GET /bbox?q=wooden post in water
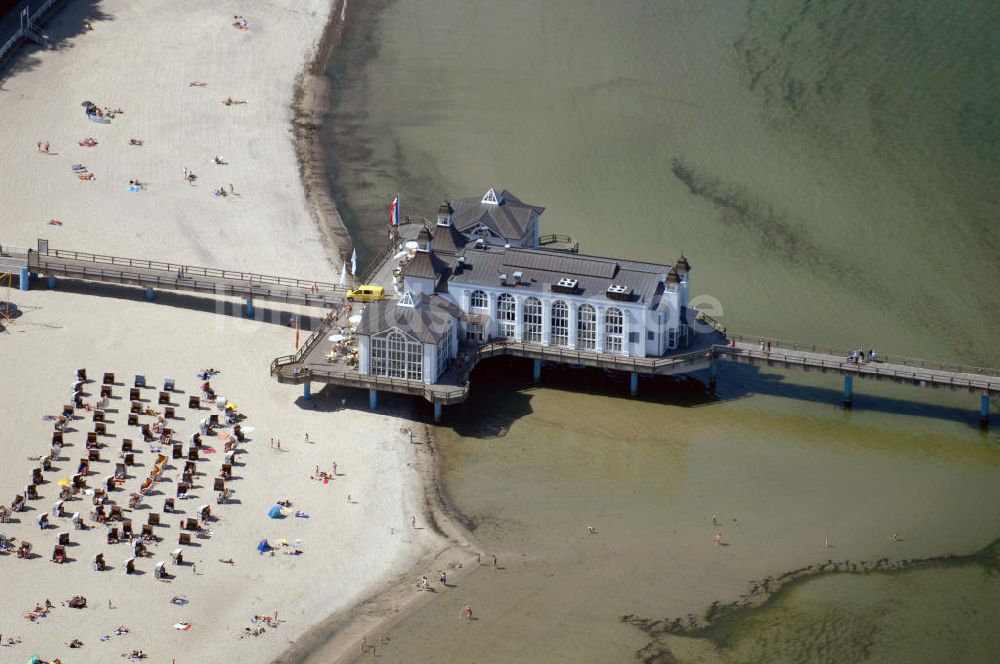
[369,389,377,410]
[843,375,854,409]
[434,400,442,424]
[981,394,990,429]
[303,382,311,401]
[532,359,541,384]
[630,372,639,397]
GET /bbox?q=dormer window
[606,283,632,301]
[481,188,503,206]
[437,200,454,227]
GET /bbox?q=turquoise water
[323,0,1000,661]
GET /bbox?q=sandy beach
[0,1,462,662]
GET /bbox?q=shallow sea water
[323,0,1000,661]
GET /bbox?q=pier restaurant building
[356,188,694,385]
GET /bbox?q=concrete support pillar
[434,400,442,424]
[843,375,854,409]
[630,372,639,397]
[708,357,718,391]
[47,275,56,289]
[981,394,990,429]
[369,389,378,410]
[19,267,30,291]
[245,296,254,317]
[533,359,542,384]
[303,382,311,400]
[145,287,155,301]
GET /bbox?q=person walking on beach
[332,461,338,475]
[304,432,310,444]
[587,525,595,534]
[491,554,497,569]
[714,533,722,546]
[712,515,719,525]
[347,493,352,503]
[462,605,473,623]
[44,141,50,153]
[411,515,416,528]
[37,140,42,152]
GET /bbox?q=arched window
[523,297,542,343]
[497,293,516,339]
[604,307,624,354]
[577,304,596,350]
[470,290,488,309]
[550,300,569,347]
[370,330,423,381]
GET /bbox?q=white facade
[357,321,458,385]
[447,280,685,358]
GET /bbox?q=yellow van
[346,285,385,302]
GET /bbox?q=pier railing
[476,340,714,373]
[726,333,1000,377]
[538,233,579,252]
[357,229,403,286]
[33,246,346,293]
[718,345,1000,392]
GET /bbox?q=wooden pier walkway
[4,236,996,424]
[272,309,999,425]
[3,241,348,308]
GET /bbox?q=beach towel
[268,505,284,519]
[174,622,192,631]
[127,185,141,192]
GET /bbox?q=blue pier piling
[843,375,854,408]
[434,400,442,424]
[47,275,56,289]
[369,389,378,410]
[303,382,311,400]
[630,372,639,397]
[245,296,254,317]
[19,267,30,291]
[533,359,542,384]
[981,394,990,429]
[145,287,155,301]
[708,357,718,392]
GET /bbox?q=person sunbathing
[218,557,235,565]
[189,81,207,87]
[68,638,84,648]
[129,138,143,145]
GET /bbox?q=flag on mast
[350,248,357,278]
[389,193,399,227]
[339,262,348,287]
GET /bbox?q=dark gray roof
[447,246,671,304]
[430,223,472,256]
[451,189,544,242]
[401,250,449,281]
[357,294,463,344]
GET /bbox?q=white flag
[339,262,348,287]
[350,248,357,278]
